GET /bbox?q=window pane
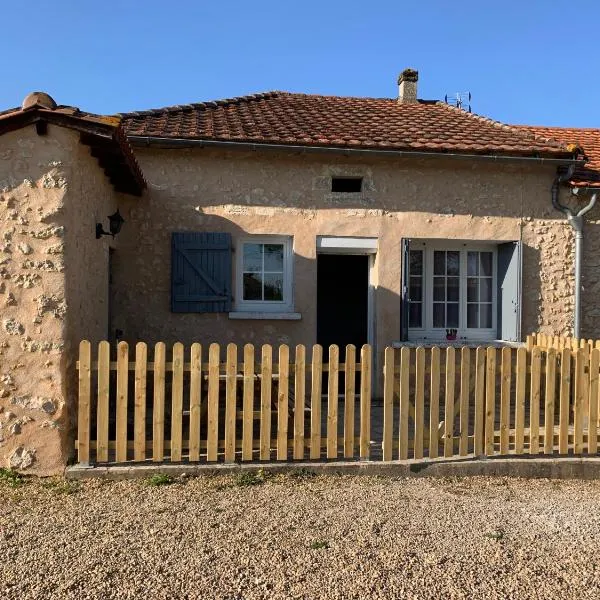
[409,277,422,301]
[243,244,263,272]
[480,252,493,277]
[433,277,445,301]
[447,303,459,328]
[480,304,492,328]
[409,303,422,328]
[467,252,479,276]
[480,278,493,302]
[243,273,262,300]
[263,244,284,272]
[433,303,445,327]
[263,273,284,301]
[447,277,459,301]
[434,251,445,275]
[467,304,479,328]
[409,250,423,275]
[467,277,478,302]
[447,251,460,276]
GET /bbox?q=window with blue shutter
[171,232,232,313]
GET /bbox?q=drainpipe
[552,165,598,338]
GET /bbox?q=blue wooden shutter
[400,238,410,341]
[497,241,522,341]
[171,232,232,313]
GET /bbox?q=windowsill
[228,312,302,321]
[396,339,522,348]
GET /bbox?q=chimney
[398,68,418,104]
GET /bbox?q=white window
[234,236,294,312]
[408,242,497,341]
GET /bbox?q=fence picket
[529,347,541,455]
[327,345,340,459]
[589,348,599,454]
[515,347,526,454]
[429,347,441,459]
[543,348,556,455]
[225,343,237,463]
[116,341,129,463]
[383,347,394,462]
[293,345,306,460]
[574,348,586,455]
[473,347,485,456]
[414,347,425,460]
[97,341,110,463]
[189,343,202,462]
[152,342,166,462]
[399,347,410,460]
[444,347,456,458]
[170,343,184,462]
[344,345,356,458]
[260,345,273,461]
[134,342,148,462]
[207,343,220,462]
[310,345,323,459]
[559,348,571,454]
[77,340,91,465]
[360,345,371,459]
[485,347,496,456]
[277,345,290,461]
[459,347,470,457]
[500,347,511,454]
[242,344,255,461]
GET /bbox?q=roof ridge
[515,124,600,133]
[434,102,569,151]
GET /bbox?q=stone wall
[0,125,115,475]
[114,147,584,394]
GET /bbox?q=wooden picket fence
[76,337,600,466]
[527,332,600,352]
[77,341,372,465]
[381,344,599,460]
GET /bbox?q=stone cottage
[0,70,598,474]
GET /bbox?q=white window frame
[234,235,294,313]
[408,240,497,342]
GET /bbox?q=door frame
[316,236,377,350]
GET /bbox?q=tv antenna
[444,91,472,113]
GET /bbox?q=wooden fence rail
[77,341,372,465]
[76,337,600,466]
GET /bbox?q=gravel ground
[1,472,600,599]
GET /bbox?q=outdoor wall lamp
[96,209,125,239]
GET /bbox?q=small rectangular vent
[331,177,362,193]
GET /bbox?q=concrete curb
[65,456,600,481]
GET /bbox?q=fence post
[277,345,290,461]
[399,347,410,460]
[543,348,556,454]
[515,347,527,454]
[171,342,184,462]
[207,343,220,462]
[589,348,599,454]
[414,347,425,460]
[443,347,456,458]
[153,342,166,462]
[293,345,306,460]
[559,348,571,454]
[529,347,542,454]
[574,348,587,455]
[242,344,255,461]
[327,345,339,459]
[97,341,110,463]
[134,342,148,462]
[429,347,441,459]
[344,344,356,459]
[115,341,129,463]
[77,340,91,465]
[459,347,470,457]
[224,343,238,463]
[485,347,496,456]
[189,343,202,462]
[500,347,512,455]
[260,344,273,461]
[382,347,394,461]
[310,345,323,460]
[359,344,371,460]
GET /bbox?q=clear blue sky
[2,1,599,127]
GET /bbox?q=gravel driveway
[1,472,600,599]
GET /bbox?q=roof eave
[127,135,580,165]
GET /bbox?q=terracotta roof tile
[514,125,600,187]
[120,92,573,158]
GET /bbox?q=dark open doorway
[317,254,369,357]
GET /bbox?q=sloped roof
[514,125,600,187]
[121,91,575,159]
[0,103,146,196]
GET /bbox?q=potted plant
[445,328,457,341]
